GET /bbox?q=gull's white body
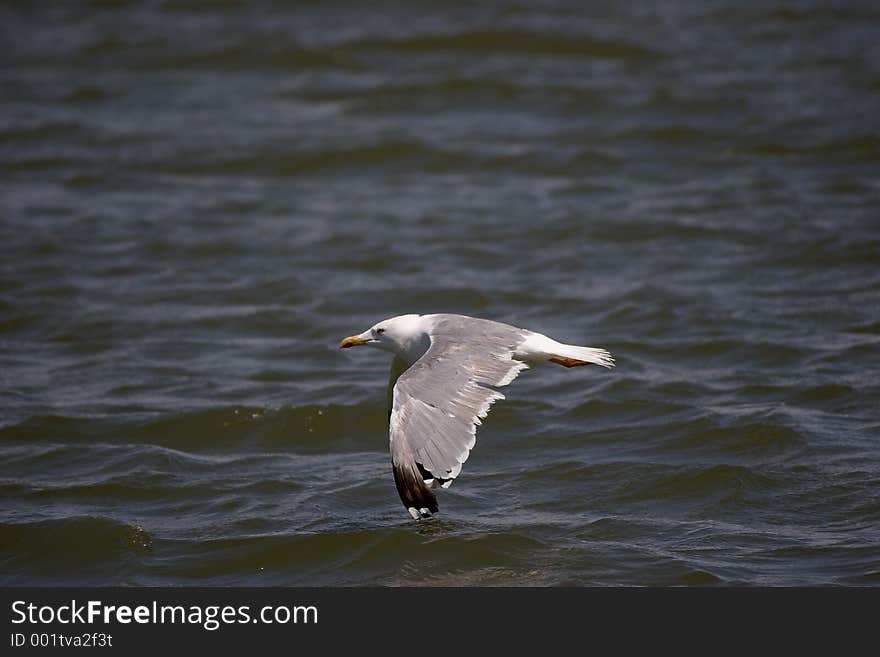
[347,313,614,370]
[340,313,614,519]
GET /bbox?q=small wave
[849,320,880,336]
[565,397,692,423]
[1,155,76,172]
[139,41,354,72]
[0,516,152,583]
[746,134,880,160]
[395,566,550,587]
[0,403,387,453]
[789,384,856,407]
[348,29,658,60]
[610,336,809,369]
[627,463,781,501]
[659,418,807,459]
[62,86,111,103]
[611,125,722,145]
[531,460,781,504]
[151,529,417,583]
[158,139,456,177]
[300,77,522,105]
[669,569,725,585]
[0,121,84,144]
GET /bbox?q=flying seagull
[340,313,614,520]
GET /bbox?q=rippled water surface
[2,0,879,585]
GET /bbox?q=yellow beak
[339,335,369,349]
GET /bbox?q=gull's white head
[339,314,426,357]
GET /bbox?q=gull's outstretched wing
[389,315,529,518]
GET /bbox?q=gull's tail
[547,343,615,369]
[516,332,615,369]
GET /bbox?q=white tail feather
[515,333,616,369]
[551,343,615,369]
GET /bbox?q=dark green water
[1,0,879,585]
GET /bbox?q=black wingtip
[392,459,439,515]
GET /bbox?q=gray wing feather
[389,316,529,497]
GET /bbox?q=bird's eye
[376,328,385,335]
